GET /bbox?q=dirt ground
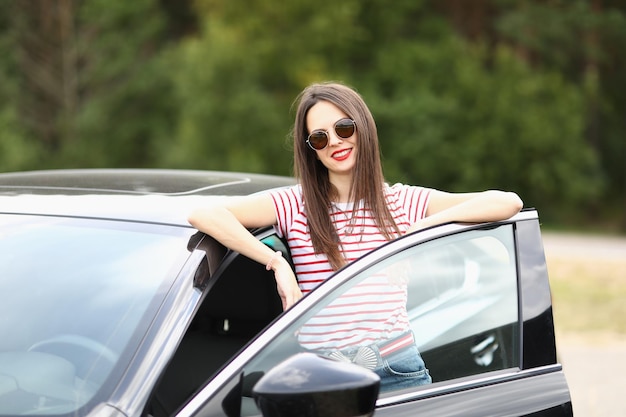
[542,232,626,417]
[556,333,626,417]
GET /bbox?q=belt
[325,332,415,370]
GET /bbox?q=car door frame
[178,209,572,417]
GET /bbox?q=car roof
[0,169,296,226]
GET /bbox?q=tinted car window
[199,225,519,416]
[406,225,519,381]
[0,214,194,416]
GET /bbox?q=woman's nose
[327,130,344,147]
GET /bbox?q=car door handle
[470,334,499,367]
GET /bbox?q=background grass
[549,257,626,335]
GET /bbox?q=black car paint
[516,219,559,370]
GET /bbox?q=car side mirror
[252,352,380,417]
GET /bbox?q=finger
[283,291,300,311]
[283,297,293,311]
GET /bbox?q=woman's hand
[271,258,302,310]
[405,219,429,235]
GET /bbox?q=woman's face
[306,100,358,178]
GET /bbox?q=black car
[0,169,573,417]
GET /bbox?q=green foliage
[0,0,623,229]
[495,0,626,211]
[0,107,42,172]
[0,2,41,172]
[363,39,604,215]
[162,19,292,173]
[496,0,626,75]
[60,0,177,168]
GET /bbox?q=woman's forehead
[306,101,349,130]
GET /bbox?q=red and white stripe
[270,183,431,350]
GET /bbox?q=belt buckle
[328,345,379,370]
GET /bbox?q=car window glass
[0,215,194,416]
[407,226,519,382]
[199,225,519,416]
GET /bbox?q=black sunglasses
[306,118,356,150]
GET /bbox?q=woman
[188,81,523,390]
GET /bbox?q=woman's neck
[329,173,353,203]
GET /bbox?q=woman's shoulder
[385,182,433,205]
[270,183,302,197]
[385,182,430,194]
[269,184,305,208]
[385,183,433,220]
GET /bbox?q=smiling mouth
[332,148,352,160]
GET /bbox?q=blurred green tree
[0,0,623,229]
[64,0,178,168]
[167,0,605,223]
[363,39,603,219]
[4,0,194,169]
[163,0,373,173]
[492,0,626,224]
[0,1,43,170]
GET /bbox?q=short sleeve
[388,183,432,224]
[268,185,303,238]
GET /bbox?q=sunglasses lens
[307,131,329,150]
[334,119,356,138]
[306,119,355,150]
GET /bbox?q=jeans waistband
[321,331,415,370]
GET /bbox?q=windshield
[0,214,194,416]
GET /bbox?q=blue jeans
[371,343,432,392]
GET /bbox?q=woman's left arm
[408,189,523,233]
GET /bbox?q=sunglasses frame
[306,118,357,151]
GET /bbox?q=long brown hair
[292,82,400,270]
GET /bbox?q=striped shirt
[270,183,431,350]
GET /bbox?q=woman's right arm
[188,193,302,310]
